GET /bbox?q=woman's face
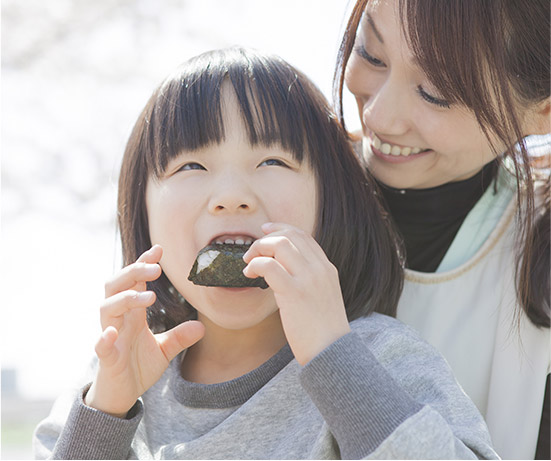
[345,0,502,189]
[145,87,318,333]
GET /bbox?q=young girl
[334,0,550,458]
[33,47,498,459]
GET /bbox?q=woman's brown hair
[334,0,550,327]
[118,47,404,332]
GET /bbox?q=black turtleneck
[377,161,498,273]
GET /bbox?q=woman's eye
[417,85,451,109]
[259,158,287,167]
[354,45,385,68]
[178,162,206,172]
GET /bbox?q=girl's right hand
[85,245,205,418]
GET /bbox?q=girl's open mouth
[210,234,255,245]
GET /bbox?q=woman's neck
[180,311,287,384]
[377,160,497,272]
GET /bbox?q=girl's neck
[180,311,287,384]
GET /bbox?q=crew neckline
[169,344,294,408]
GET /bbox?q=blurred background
[1,0,358,458]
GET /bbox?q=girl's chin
[203,286,271,298]
[196,305,280,332]
[197,287,276,311]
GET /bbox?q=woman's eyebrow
[366,13,384,44]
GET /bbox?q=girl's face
[145,88,318,332]
[345,0,504,189]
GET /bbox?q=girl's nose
[361,78,409,136]
[208,174,256,214]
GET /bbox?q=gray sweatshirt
[33,313,498,459]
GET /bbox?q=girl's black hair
[118,47,404,332]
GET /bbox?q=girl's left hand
[243,222,351,365]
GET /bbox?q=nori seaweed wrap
[188,243,268,289]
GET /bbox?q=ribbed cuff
[52,384,143,460]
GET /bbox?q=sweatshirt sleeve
[33,383,143,460]
[299,321,499,460]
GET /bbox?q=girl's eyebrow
[366,13,384,44]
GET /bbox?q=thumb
[157,320,205,363]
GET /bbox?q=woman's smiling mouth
[371,133,430,157]
[368,133,433,164]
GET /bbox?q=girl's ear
[526,98,551,135]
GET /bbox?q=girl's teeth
[372,134,425,157]
[213,237,254,245]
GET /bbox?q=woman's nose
[361,77,410,136]
[208,173,256,214]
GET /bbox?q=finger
[262,222,323,255]
[261,222,320,256]
[94,326,119,367]
[245,234,339,295]
[157,320,206,363]
[244,228,323,279]
[243,256,293,292]
[243,236,303,274]
[136,244,163,263]
[100,290,156,329]
[105,253,162,297]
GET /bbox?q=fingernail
[261,222,273,230]
[138,291,154,302]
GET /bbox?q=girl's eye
[416,85,451,109]
[259,158,288,167]
[354,45,386,68]
[178,162,206,172]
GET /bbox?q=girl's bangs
[145,49,318,177]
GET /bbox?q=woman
[334,0,550,459]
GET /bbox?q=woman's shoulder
[348,314,470,398]
[351,312,418,334]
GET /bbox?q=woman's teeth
[372,134,426,157]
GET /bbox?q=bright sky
[1,0,360,400]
